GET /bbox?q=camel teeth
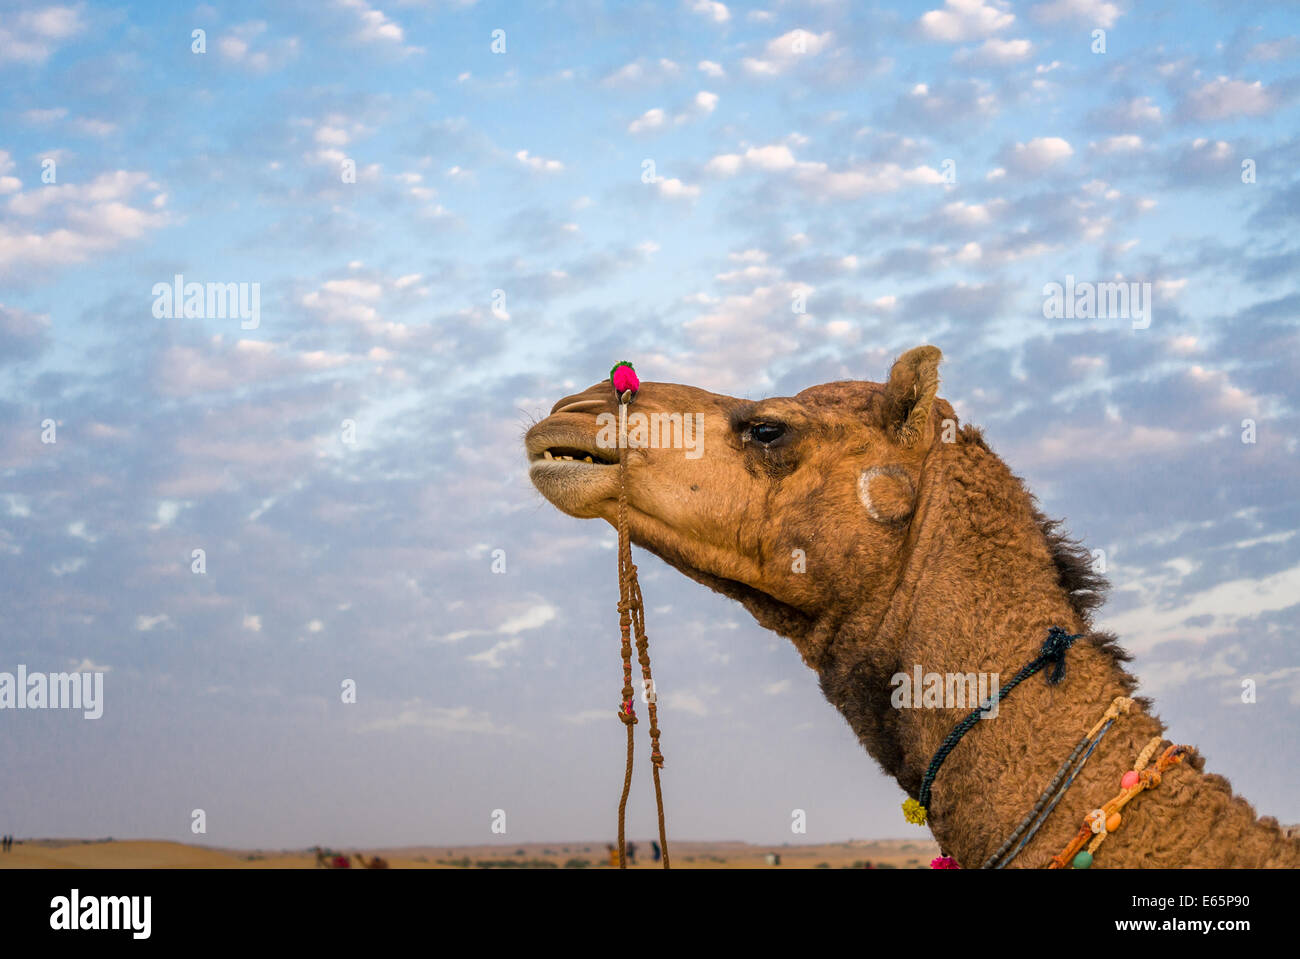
[583,456,594,463]
[543,450,553,460]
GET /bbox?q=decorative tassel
[610,361,639,397]
[930,856,960,869]
[902,798,928,825]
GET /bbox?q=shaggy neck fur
[811,426,1298,868]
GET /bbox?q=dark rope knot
[1040,626,1083,685]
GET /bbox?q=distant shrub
[563,858,590,869]
[475,858,558,869]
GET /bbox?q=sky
[0,0,1297,849]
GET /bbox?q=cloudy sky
[1,0,1297,849]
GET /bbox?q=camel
[354,853,390,869]
[524,345,1300,868]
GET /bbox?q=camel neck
[815,436,1146,865]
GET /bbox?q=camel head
[526,346,953,651]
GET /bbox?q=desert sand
[0,837,941,869]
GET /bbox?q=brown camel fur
[525,345,1299,868]
[354,853,389,869]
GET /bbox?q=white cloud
[0,5,85,64]
[694,90,719,113]
[966,37,1032,64]
[698,60,725,77]
[1183,77,1276,121]
[216,21,298,71]
[21,107,68,124]
[497,603,556,634]
[943,199,1003,226]
[467,636,524,668]
[336,0,416,52]
[664,689,711,716]
[603,57,681,86]
[1102,562,1300,652]
[0,169,168,275]
[706,153,744,176]
[516,149,564,173]
[1030,0,1121,29]
[655,177,701,199]
[690,1,730,23]
[1004,136,1074,172]
[628,108,666,134]
[1093,134,1144,154]
[918,0,1014,42]
[51,558,85,577]
[742,29,833,75]
[72,117,116,137]
[705,142,946,196]
[1112,96,1163,127]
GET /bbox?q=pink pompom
[610,361,639,396]
[930,856,960,869]
[1121,770,1140,789]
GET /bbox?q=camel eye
[748,422,786,445]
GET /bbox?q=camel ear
[884,345,942,448]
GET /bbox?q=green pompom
[1072,850,1093,869]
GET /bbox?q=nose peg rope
[611,362,670,869]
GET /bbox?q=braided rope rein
[904,626,1082,827]
[613,384,670,869]
[983,695,1133,868]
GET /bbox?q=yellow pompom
[902,798,928,825]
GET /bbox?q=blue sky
[1,0,1298,848]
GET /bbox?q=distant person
[626,841,637,865]
[650,839,660,862]
[607,843,618,867]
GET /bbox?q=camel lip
[524,423,620,465]
[528,459,612,478]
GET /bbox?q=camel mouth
[525,420,622,515]
[529,445,620,467]
[525,418,621,467]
